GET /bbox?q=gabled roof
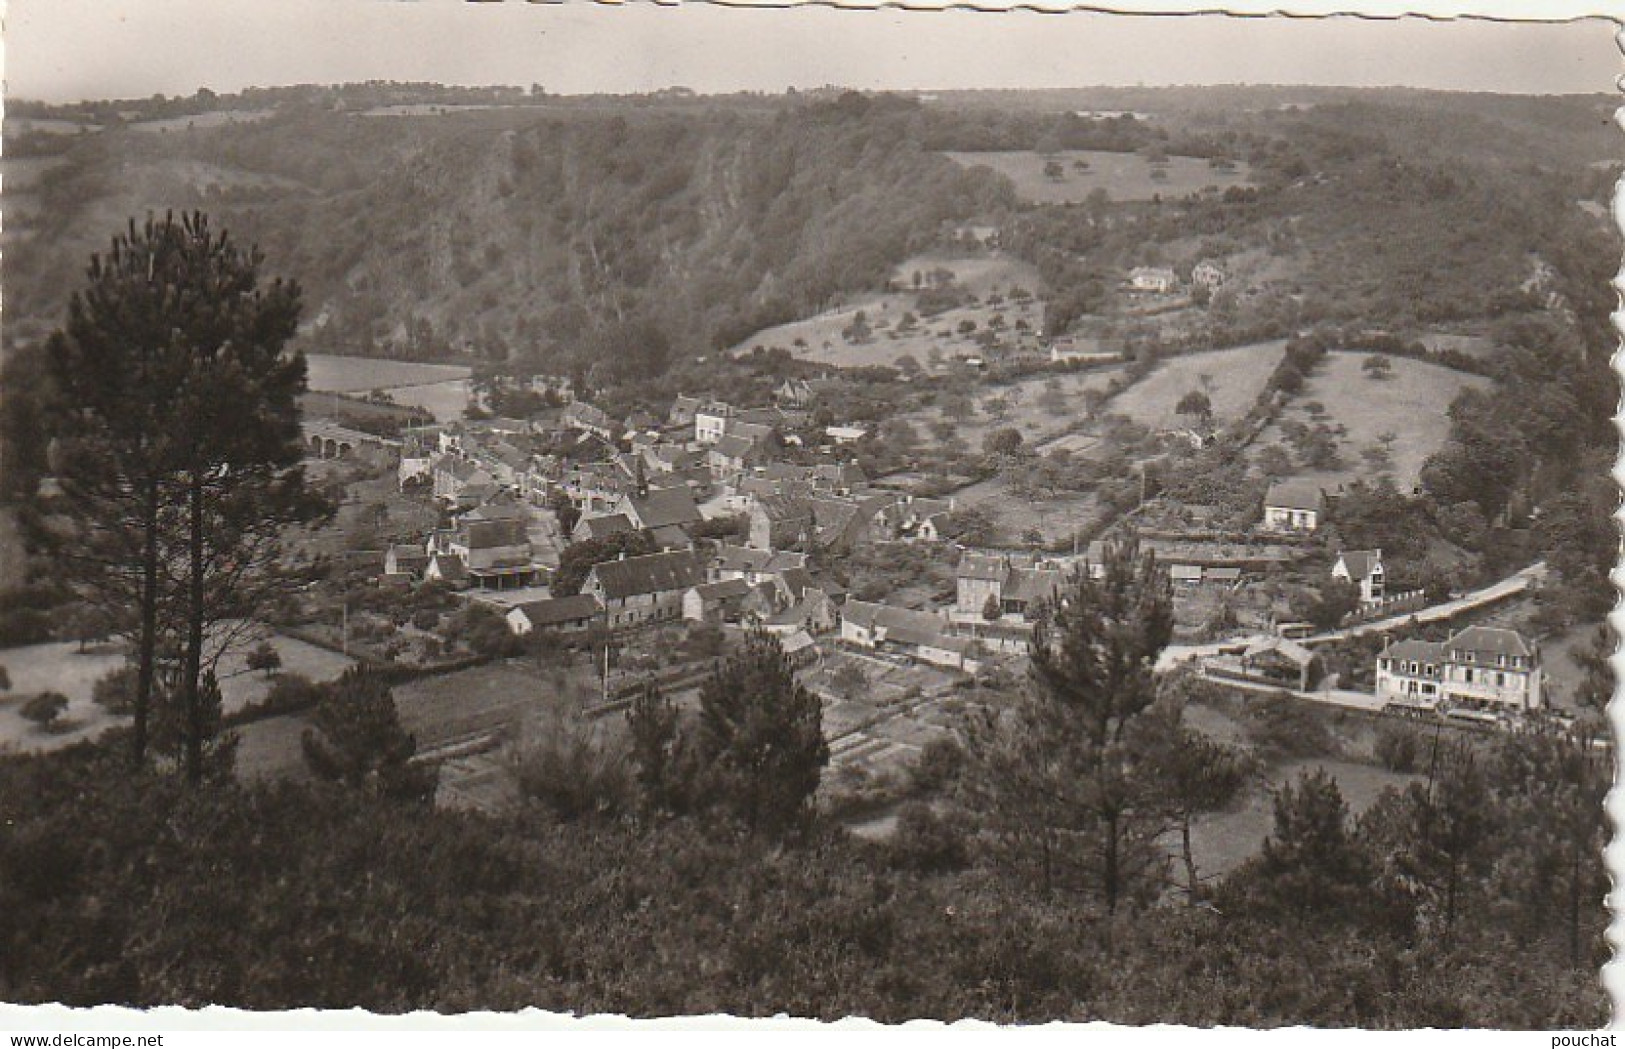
[842,599,946,647]
[387,543,429,564]
[1336,549,1383,581]
[427,553,468,581]
[1380,639,1446,664]
[512,594,602,626]
[1265,481,1325,513]
[1446,626,1535,661]
[577,513,635,540]
[588,550,706,600]
[461,519,529,550]
[752,492,813,523]
[715,544,773,574]
[958,554,1009,583]
[689,578,753,603]
[650,524,692,549]
[712,434,756,459]
[1244,636,1315,666]
[1006,568,1064,604]
[625,486,703,530]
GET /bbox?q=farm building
[582,550,707,630]
[1240,636,1319,690]
[840,600,979,672]
[505,594,603,636]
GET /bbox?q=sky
[4,0,1619,103]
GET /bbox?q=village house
[708,434,764,481]
[748,493,814,552]
[1332,549,1385,605]
[682,578,753,624]
[1128,266,1178,294]
[428,500,538,589]
[432,455,498,508]
[954,554,1064,620]
[581,549,707,630]
[398,438,434,490]
[877,494,954,542]
[840,600,981,672]
[562,401,616,442]
[759,584,843,637]
[711,544,809,586]
[1376,626,1543,712]
[825,425,869,445]
[669,395,704,428]
[424,552,470,588]
[694,401,736,445]
[614,485,704,543]
[775,377,817,409]
[1262,481,1326,532]
[505,594,603,637]
[1191,259,1227,289]
[572,512,636,544]
[383,543,430,580]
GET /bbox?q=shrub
[92,666,137,714]
[411,609,441,631]
[1243,693,1336,760]
[512,711,632,823]
[909,737,965,796]
[888,801,968,874]
[20,692,69,730]
[1373,721,1426,773]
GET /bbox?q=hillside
[3,94,1014,372]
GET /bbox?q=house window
[1496,672,1505,687]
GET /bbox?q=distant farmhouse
[1262,481,1326,533]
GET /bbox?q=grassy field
[944,150,1253,205]
[1251,351,1491,491]
[1107,340,1286,431]
[305,353,473,394]
[127,109,274,133]
[0,626,352,756]
[730,253,1044,370]
[1188,756,1417,880]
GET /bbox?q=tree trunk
[182,474,206,785]
[1103,817,1121,914]
[132,478,160,767]
[1568,821,1584,968]
[1181,815,1200,902]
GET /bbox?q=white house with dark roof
[1332,549,1385,605]
[1262,481,1326,532]
[505,594,602,636]
[1376,626,1542,712]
